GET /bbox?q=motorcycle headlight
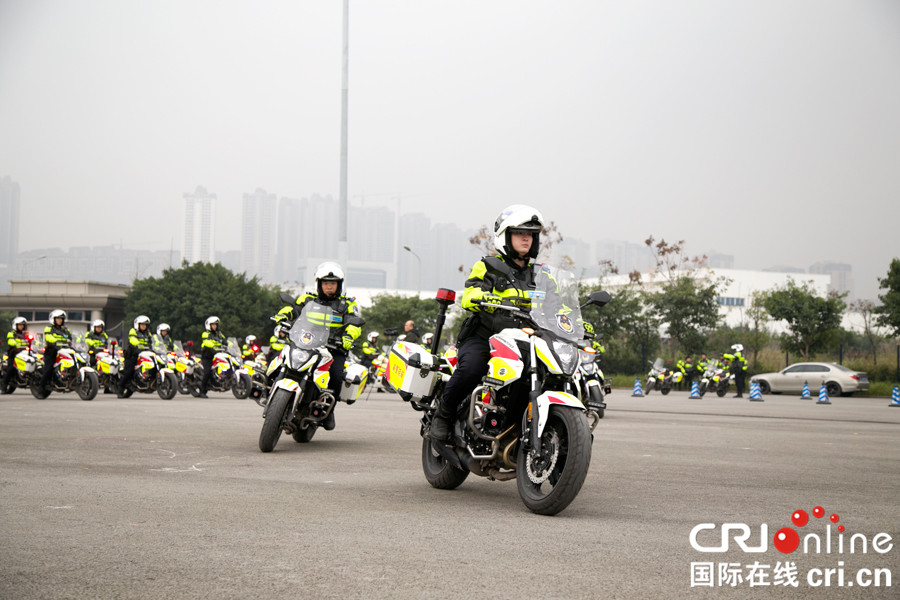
[290,348,310,369]
[552,340,578,376]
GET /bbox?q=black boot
[430,399,454,440]
[322,408,336,431]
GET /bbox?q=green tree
[744,290,772,367]
[761,279,847,360]
[125,262,282,345]
[361,294,442,346]
[580,262,661,374]
[648,276,721,357]
[874,258,900,337]
[849,298,882,365]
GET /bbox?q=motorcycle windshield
[226,337,241,358]
[71,333,89,354]
[150,334,169,356]
[172,341,185,357]
[528,265,585,342]
[288,301,334,350]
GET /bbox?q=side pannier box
[387,341,438,401]
[342,363,368,402]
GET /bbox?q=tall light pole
[337,0,350,265]
[403,246,421,296]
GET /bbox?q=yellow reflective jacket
[275,293,361,351]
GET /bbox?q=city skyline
[3,177,860,302]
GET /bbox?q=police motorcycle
[93,339,121,393]
[191,336,244,396]
[574,337,611,425]
[168,340,201,396]
[30,333,99,401]
[1,331,41,394]
[394,262,611,515]
[699,359,733,397]
[258,297,367,452]
[233,343,266,402]
[644,358,681,395]
[119,334,178,399]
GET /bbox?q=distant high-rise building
[0,176,21,267]
[707,252,734,269]
[276,197,301,284]
[240,188,277,282]
[182,186,216,264]
[810,261,854,298]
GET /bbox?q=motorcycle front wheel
[589,386,605,419]
[422,436,469,490]
[78,372,99,401]
[660,386,670,396]
[259,389,292,452]
[516,407,592,516]
[716,384,728,398]
[232,373,251,399]
[157,372,177,400]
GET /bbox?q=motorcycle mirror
[279,292,296,304]
[581,290,611,308]
[384,327,398,337]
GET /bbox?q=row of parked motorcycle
[644,357,735,396]
[0,333,268,401]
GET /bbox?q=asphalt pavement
[1,387,898,599]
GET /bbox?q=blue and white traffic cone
[689,381,702,399]
[889,386,900,408]
[631,378,644,397]
[801,381,812,400]
[749,381,764,402]
[817,383,831,405]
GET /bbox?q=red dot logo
[838,525,845,532]
[813,506,825,518]
[774,527,800,553]
[791,510,809,527]
[830,513,840,523]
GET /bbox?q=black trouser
[735,371,746,395]
[329,351,347,401]
[2,348,23,391]
[439,335,490,417]
[119,354,138,391]
[200,357,214,393]
[39,347,59,391]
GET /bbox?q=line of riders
[3,204,622,515]
[644,344,749,397]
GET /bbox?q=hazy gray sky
[2,1,898,298]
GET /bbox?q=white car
[751,363,869,397]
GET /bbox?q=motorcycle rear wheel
[259,389,291,452]
[78,372,99,401]
[516,407,592,516]
[157,372,177,400]
[422,436,469,490]
[292,426,316,443]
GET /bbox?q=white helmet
[245,335,257,346]
[314,261,345,297]
[422,332,434,345]
[274,324,286,337]
[493,204,544,259]
[133,315,150,330]
[91,319,105,330]
[731,343,744,353]
[204,316,220,331]
[156,323,170,336]
[367,331,380,343]
[50,309,67,323]
[13,316,27,328]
